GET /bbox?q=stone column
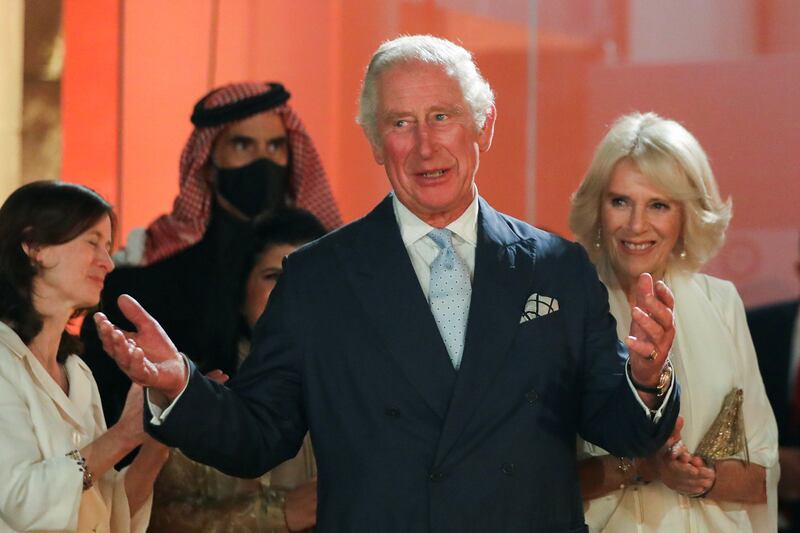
[0,0,24,202]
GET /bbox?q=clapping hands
[639,417,716,497]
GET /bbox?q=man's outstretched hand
[94,294,188,401]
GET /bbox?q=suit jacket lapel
[336,196,457,420]
[435,199,537,464]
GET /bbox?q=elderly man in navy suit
[95,35,680,532]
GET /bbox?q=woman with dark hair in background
[147,207,326,532]
[571,113,778,532]
[0,181,167,532]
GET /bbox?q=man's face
[212,111,289,168]
[370,62,495,227]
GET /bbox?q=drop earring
[677,239,687,259]
[594,227,602,249]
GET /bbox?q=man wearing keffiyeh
[120,81,341,265]
[80,82,339,531]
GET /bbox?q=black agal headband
[190,82,291,128]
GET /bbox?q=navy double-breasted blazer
[148,196,679,532]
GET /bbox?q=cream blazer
[0,322,151,532]
[581,272,780,533]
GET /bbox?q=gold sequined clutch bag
[694,387,749,465]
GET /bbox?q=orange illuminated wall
[533,32,603,237]
[60,1,800,306]
[61,0,121,207]
[61,1,532,244]
[584,56,800,305]
[529,0,799,306]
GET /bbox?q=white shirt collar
[392,191,479,248]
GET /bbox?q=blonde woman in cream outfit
[0,182,168,532]
[570,112,779,532]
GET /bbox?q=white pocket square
[519,293,559,323]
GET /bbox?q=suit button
[428,471,444,482]
[501,462,516,475]
[385,408,401,418]
[524,390,538,404]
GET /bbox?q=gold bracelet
[616,456,646,489]
[65,449,94,491]
[616,456,633,489]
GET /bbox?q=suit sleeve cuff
[625,358,675,423]
[147,353,190,426]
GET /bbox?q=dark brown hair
[0,181,114,361]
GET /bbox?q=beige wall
[0,0,24,203]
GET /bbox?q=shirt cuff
[625,357,675,423]
[147,353,190,426]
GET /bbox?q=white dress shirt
[392,192,478,300]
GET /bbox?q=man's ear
[477,104,496,153]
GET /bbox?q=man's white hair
[356,35,495,145]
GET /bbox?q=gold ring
[644,349,658,361]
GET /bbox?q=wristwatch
[627,358,673,398]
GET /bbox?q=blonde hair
[569,112,732,282]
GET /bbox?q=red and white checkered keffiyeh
[141,82,341,264]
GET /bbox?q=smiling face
[370,61,495,227]
[29,215,115,313]
[212,111,289,169]
[600,159,683,291]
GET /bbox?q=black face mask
[214,158,290,218]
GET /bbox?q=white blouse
[0,321,151,532]
[581,272,779,533]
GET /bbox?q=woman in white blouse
[0,181,168,532]
[570,112,779,532]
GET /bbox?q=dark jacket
[148,196,679,533]
[747,299,800,445]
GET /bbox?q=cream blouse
[581,272,779,533]
[0,321,151,532]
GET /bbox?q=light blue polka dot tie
[428,228,471,370]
